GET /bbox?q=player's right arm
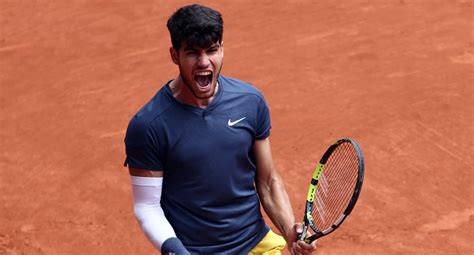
[129,168,189,255]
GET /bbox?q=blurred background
[1,0,472,254]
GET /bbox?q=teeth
[195,71,212,76]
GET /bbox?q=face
[171,41,224,100]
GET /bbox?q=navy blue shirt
[124,75,271,254]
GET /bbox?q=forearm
[130,176,189,254]
[257,173,296,242]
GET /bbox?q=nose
[197,53,210,68]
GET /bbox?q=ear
[220,41,224,57]
[170,47,179,65]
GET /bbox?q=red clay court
[1,1,472,254]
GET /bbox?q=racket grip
[297,233,303,241]
[298,235,312,243]
[298,225,308,241]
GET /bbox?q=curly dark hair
[167,4,223,50]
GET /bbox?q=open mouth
[194,71,213,89]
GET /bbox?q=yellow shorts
[248,229,287,255]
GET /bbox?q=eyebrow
[208,45,220,50]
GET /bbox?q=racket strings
[313,145,357,227]
[317,145,357,223]
[312,152,356,229]
[323,145,358,208]
[311,143,359,231]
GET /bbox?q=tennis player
[124,4,317,254]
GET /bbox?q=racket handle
[298,225,308,241]
[298,234,311,244]
[297,233,303,241]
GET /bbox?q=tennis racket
[299,138,364,243]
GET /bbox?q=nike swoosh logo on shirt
[228,117,246,126]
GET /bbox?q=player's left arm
[254,138,294,238]
[254,138,316,254]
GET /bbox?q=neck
[169,76,219,109]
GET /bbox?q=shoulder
[219,75,266,101]
[125,85,173,146]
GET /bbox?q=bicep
[253,138,277,187]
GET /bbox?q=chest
[159,105,256,170]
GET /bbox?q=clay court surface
[1,0,473,254]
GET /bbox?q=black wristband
[161,237,190,255]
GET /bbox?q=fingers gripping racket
[299,138,364,242]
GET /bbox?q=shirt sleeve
[255,96,271,140]
[124,115,163,171]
